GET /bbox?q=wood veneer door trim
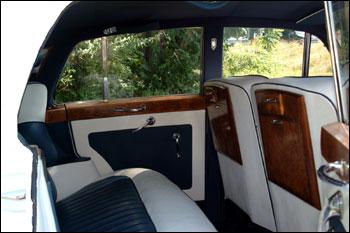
[45,105,67,124]
[256,90,321,210]
[46,94,206,123]
[205,85,242,165]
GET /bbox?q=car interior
[17,1,349,232]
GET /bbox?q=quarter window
[223,27,331,78]
[309,35,333,76]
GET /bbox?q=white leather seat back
[205,76,276,231]
[251,77,338,232]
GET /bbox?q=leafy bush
[223,29,284,78]
[55,28,201,103]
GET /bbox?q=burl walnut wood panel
[45,105,67,124]
[256,90,321,210]
[65,94,206,121]
[204,85,242,165]
[321,122,349,164]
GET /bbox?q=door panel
[70,109,206,201]
[45,95,206,200]
[89,125,193,189]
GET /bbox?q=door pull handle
[113,105,146,112]
[173,133,181,159]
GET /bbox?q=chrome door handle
[317,160,349,190]
[173,133,181,159]
[132,116,155,133]
[264,98,277,103]
[271,119,283,125]
[113,105,146,112]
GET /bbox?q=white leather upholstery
[48,159,101,202]
[18,83,47,124]
[104,168,217,232]
[204,76,276,231]
[251,77,338,232]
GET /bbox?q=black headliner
[46,1,326,46]
[32,1,329,107]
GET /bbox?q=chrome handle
[317,161,349,190]
[264,98,277,103]
[271,120,283,125]
[173,133,181,159]
[318,191,344,232]
[1,189,26,200]
[113,105,146,112]
[132,116,155,133]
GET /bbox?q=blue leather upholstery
[55,176,156,232]
[18,122,80,167]
[18,122,68,167]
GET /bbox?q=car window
[223,27,308,78]
[309,35,333,76]
[55,28,202,103]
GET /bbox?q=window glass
[223,28,305,78]
[55,28,202,103]
[309,35,333,76]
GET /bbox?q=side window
[55,28,202,103]
[223,28,306,78]
[309,35,333,76]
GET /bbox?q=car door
[46,27,206,201]
[317,2,349,232]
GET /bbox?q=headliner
[46,1,326,46]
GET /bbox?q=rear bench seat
[18,83,217,232]
[53,168,217,232]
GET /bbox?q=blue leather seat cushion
[55,176,156,232]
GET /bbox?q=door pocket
[88,124,193,189]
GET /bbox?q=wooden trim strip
[45,105,67,124]
[65,94,206,121]
[321,122,349,163]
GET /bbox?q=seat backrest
[204,76,276,231]
[251,76,338,232]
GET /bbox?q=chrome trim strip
[296,8,325,24]
[324,1,344,123]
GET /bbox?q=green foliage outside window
[55,27,332,103]
[55,28,201,103]
[223,28,285,78]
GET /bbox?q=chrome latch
[173,133,181,159]
[318,160,349,190]
[132,116,155,133]
[318,191,344,232]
